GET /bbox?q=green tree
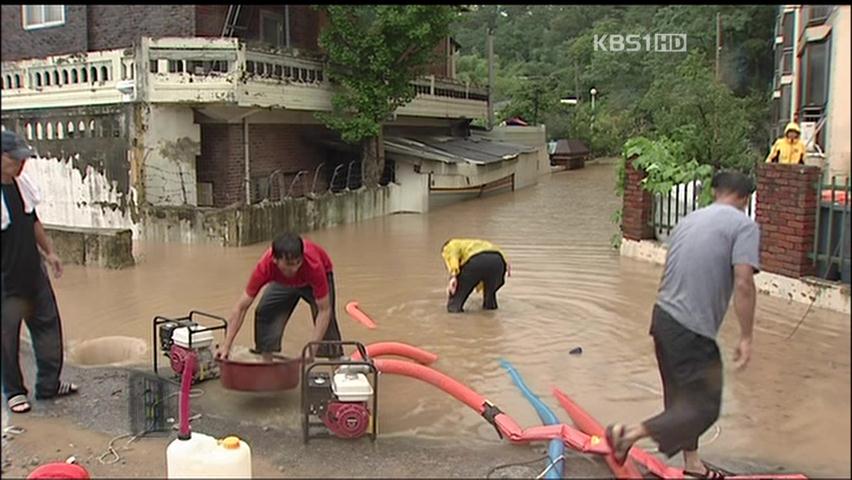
[317,5,457,187]
[638,52,757,171]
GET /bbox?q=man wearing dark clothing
[606,171,760,479]
[2,130,78,414]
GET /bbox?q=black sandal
[684,464,726,479]
[35,382,79,400]
[604,424,631,466]
[7,395,31,414]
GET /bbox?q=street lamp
[590,87,597,111]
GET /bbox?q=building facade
[771,4,850,180]
[2,5,545,242]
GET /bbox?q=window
[780,84,792,122]
[168,60,185,73]
[781,48,793,75]
[22,5,65,30]
[808,5,832,25]
[800,39,830,108]
[260,10,287,48]
[781,12,794,47]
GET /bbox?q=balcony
[1,37,488,120]
[1,49,133,110]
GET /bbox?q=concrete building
[771,4,851,180]
[1,5,546,242]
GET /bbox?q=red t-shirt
[245,239,333,299]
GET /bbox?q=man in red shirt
[217,232,343,360]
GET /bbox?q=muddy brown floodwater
[49,162,850,477]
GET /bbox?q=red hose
[178,354,197,439]
[552,388,808,480]
[345,302,378,329]
[552,387,645,479]
[354,342,438,365]
[372,359,609,455]
[374,359,485,411]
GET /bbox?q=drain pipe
[243,117,251,204]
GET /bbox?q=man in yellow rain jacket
[441,238,509,313]
[766,122,807,165]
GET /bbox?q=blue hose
[499,359,564,479]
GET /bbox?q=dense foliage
[452,6,775,247]
[317,5,457,187]
[452,5,776,163]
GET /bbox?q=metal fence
[811,176,851,284]
[650,180,756,241]
[256,160,396,203]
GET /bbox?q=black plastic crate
[128,370,178,436]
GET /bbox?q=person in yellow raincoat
[766,122,807,165]
[441,238,510,313]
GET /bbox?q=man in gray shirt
[606,171,759,479]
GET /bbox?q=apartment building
[771,4,850,179]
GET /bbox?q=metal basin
[217,355,301,391]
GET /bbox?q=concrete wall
[1,105,138,235]
[394,162,430,213]
[481,125,551,181]
[142,183,402,246]
[22,155,139,237]
[826,6,851,180]
[45,225,135,269]
[620,238,850,315]
[141,105,200,207]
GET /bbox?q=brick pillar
[622,158,654,241]
[755,163,821,278]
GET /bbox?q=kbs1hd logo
[594,34,687,53]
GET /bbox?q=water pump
[301,341,379,442]
[153,311,227,384]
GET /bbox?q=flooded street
[52,163,850,477]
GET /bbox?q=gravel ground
[1,346,804,478]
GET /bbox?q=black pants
[254,272,343,358]
[642,305,723,457]
[447,252,507,313]
[2,270,64,401]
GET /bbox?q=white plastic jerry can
[166,433,252,478]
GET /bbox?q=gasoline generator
[153,311,228,384]
[300,341,379,442]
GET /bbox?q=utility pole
[487,26,495,130]
[574,59,580,99]
[715,12,722,82]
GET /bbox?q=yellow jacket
[442,239,507,292]
[766,138,806,164]
[766,122,807,164]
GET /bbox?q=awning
[384,135,536,166]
